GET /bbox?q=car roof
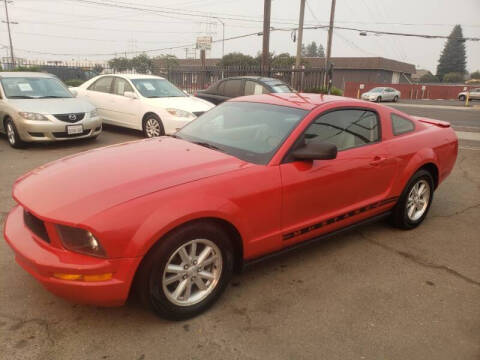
[230,93,369,110]
[102,73,166,80]
[0,72,55,78]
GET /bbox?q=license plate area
[66,125,83,135]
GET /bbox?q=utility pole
[295,0,305,69]
[262,0,271,72]
[3,0,15,67]
[214,17,225,58]
[324,0,336,88]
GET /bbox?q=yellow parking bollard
[465,91,470,106]
[357,89,360,99]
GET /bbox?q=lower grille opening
[52,129,90,138]
[23,210,50,243]
[28,132,44,137]
[193,111,205,117]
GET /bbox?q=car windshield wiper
[191,141,225,153]
[37,95,70,98]
[8,95,35,99]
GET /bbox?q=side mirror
[70,89,78,97]
[124,91,138,99]
[292,142,337,161]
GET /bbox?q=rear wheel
[459,95,466,101]
[393,95,399,102]
[136,222,234,320]
[142,114,164,138]
[5,118,25,148]
[390,169,434,229]
[376,96,382,102]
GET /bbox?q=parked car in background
[0,72,101,148]
[4,93,457,320]
[361,87,401,102]
[457,88,480,101]
[195,76,294,105]
[73,74,214,137]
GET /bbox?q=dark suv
[194,76,294,105]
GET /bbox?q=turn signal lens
[53,273,113,282]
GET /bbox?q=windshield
[131,78,186,98]
[177,102,307,165]
[369,88,384,93]
[0,77,72,99]
[271,84,293,93]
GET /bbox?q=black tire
[376,96,382,103]
[135,221,234,320]
[142,114,164,138]
[459,95,466,101]
[393,95,399,102]
[4,118,25,148]
[390,169,434,229]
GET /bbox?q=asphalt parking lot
[1,107,479,360]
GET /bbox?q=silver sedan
[361,87,401,102]
[0,72,101,148]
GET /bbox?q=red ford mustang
[4,93,458,320]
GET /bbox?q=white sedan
[361,87,401,103]
[73,74,214,137]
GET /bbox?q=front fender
[125,192,246,257]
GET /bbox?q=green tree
[305,41,318,57]
[419,71,439,83]
[130,53,153,74]
[442,72,464,83]
[93,64,104,74]
[318,44,325,57]
[156,54,179,69]
[271,53,295,67]
[436,25,467,80]
[219,52,256,66]
[470,70,480,79]
[108,57,130,72]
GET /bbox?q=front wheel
[376,96,382,102]
[136,222,234,320]
[393,95,399,102]
[5,118,25,148]
[390,169,434,229]
[142,114,164,138]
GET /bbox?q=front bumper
[163,115,193,135]
[14,115,102,142]
[3,205,141,306]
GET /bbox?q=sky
[1,0,479,73]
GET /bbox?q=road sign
[196,36,212,50]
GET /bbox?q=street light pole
[295,0,306,69]
[3,0,15,67]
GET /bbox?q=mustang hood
[13,137,247,223]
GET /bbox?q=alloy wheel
[162,239,222,307]
[6,122,15,145]
[145,118,161,137]
[406,179,430,221]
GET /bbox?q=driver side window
[304,109,380,151]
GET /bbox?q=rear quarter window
[391,113,415,135]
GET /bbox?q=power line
[8,23,480,58]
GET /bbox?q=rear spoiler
[412,116,451,128]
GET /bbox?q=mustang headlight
[166,108,195,118]
[89,109,98,118]
[19,112,48,121]
[56,225,106,257]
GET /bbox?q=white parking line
[459,146,480,151]
[455,131,480,141]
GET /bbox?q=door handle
[370,156,387,166]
